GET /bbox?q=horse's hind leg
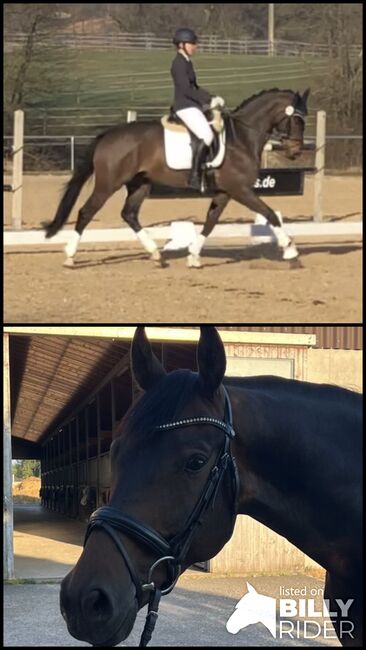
[188,191,229,268]
[64,188,112,267]
[230,187,300,263]
[121,177,162,265]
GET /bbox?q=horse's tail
[44,135,101,238]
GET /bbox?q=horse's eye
[185,454,208,473]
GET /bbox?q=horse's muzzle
[283,139,302,160]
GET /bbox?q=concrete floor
[12,503,87,580]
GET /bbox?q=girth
[84,385,239,647]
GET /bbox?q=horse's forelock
[125,370,200,442]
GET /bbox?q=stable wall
[307,348,362,392]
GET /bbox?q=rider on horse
[171,27,225,191]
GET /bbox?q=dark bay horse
[60,326,362,647]
[46,88,310,268]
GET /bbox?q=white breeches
[175,107,214,146]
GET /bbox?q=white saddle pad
[164,129,226,170]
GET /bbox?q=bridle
[84,385,239,647]
[273,104,306,144]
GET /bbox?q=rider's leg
[175,107,214,190]
[188,136,209,190]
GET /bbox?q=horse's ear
[246,582,257,594]
[131,327,166,391]
[302,87,310,103]
[197,326,226,397]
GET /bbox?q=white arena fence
[5,33,362,59]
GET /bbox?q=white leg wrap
[188,234,206,257]
[137,228,158,254]
[187,234,206,268]
[64,232,81,259]
[282,243,299,260]
[272,225,291,249]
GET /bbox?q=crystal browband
[155,416,235,438]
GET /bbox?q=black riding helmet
[172,27,198,45]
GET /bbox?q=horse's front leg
[187,191,229,268]
[230,187,300,263]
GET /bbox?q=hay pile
[13,476,41,503]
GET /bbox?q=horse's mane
[233,88,294,113]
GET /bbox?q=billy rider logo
[226,582,354,641]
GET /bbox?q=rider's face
[180,42,197,56]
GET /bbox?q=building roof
[216,327,362,350]
[4,326,361,448]
[8,333,131,444]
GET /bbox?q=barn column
[3,333,15,579]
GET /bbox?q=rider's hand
[210,96,225,109]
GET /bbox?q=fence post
[71,136,75,172]
[11,109,24,230]
[127,110,137,122]
[314,110,326,222]
[261,142,272,168]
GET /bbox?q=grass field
[5,48,328,134]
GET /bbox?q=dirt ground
[13,476,41,504]
[4,174,362,323]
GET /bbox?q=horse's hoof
[289,258,303,270]
[187,254,202,269]
[282,243,299,261]
[151,249,161,263]
[63,258,75,268]
[151,249,165,267]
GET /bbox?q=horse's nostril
[83,588,113,620]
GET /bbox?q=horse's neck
[231,382,361,572]
[233,100,277,152]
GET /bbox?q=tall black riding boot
[188,138,208,191]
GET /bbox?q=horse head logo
[226,582,277,638]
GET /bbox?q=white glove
[210,96,225,109]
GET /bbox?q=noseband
[84,385,239,647]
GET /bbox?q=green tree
[13,459,41,479]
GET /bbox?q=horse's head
[273,88,310,160]
[60,326,239,646]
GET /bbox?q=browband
[155,386,235,439]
